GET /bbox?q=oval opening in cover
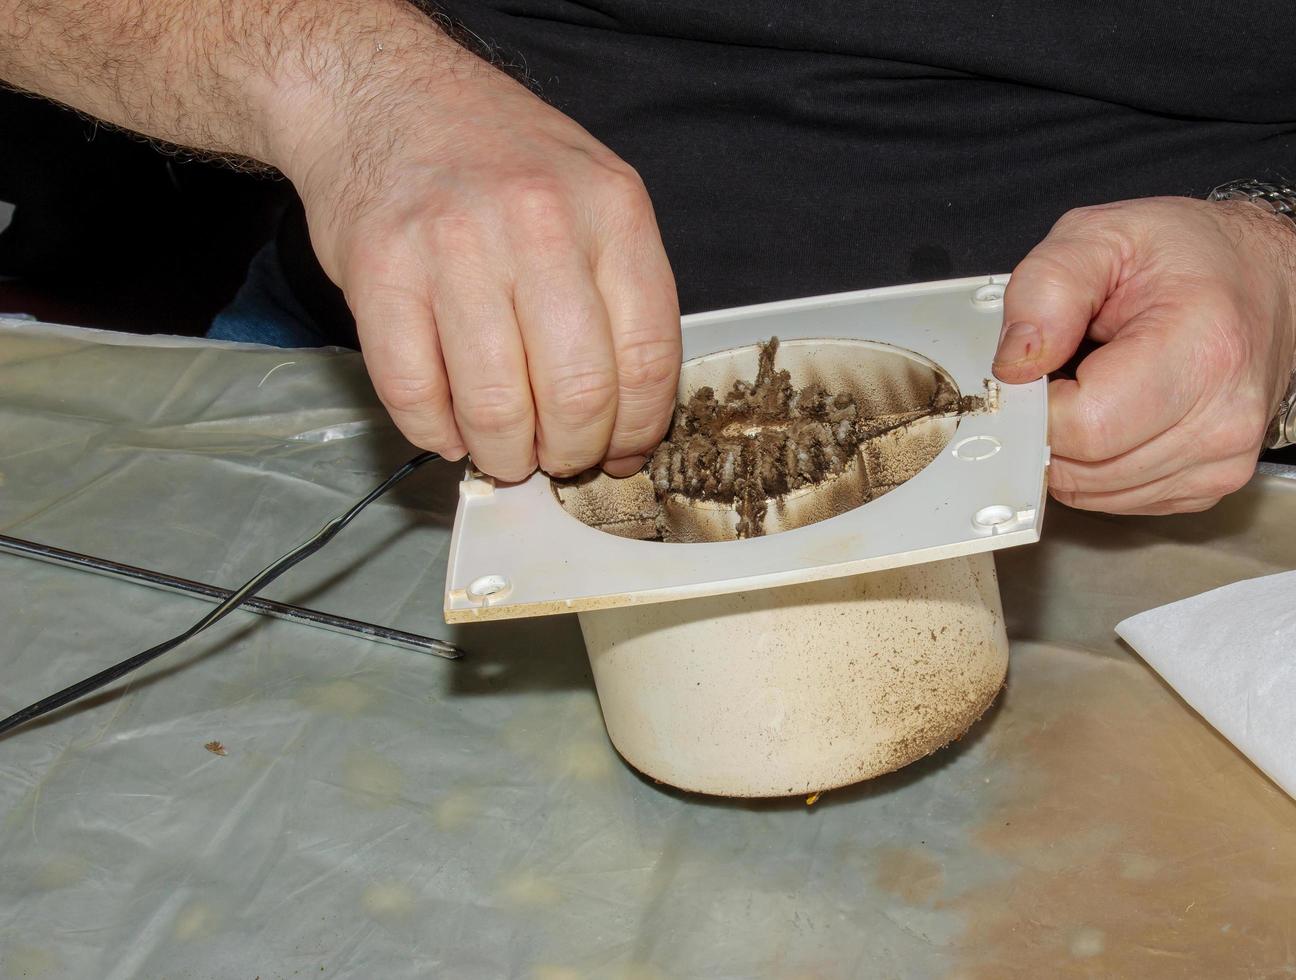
[553,338,980,543]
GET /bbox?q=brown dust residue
[945,644,1296,979]
[554,337,986,546]
[874,846,946,906]
[647,337,966,538]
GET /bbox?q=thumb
[995,213,1123,384]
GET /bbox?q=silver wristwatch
[1267,371,1296,449]
[1208,178,1296,449]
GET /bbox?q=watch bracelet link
[1207,179,1296,449]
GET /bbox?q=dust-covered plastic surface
[1,319,1294,979]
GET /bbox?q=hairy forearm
[0,0,478,171]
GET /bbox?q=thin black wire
[0,451,441,739]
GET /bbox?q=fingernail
[994,322,1040,366]
[603,455,648,478]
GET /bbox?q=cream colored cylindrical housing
[577,553,1008,798]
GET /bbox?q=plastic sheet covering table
[1,318,1294,980]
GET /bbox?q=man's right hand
[269,28,682,482]
[0,0,678,481]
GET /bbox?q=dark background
[0,88,286,336]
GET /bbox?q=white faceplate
[444,275,1049,623]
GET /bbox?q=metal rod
[0,533,463,660]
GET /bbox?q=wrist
[1262,211,1296,380]
[249,2,480,182]
[1213,196,1296,364]
[1208,194,1296,448]
[1207,182,1296,371]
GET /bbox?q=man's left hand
[994,196,1296,515]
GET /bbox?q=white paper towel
[1116,569,1296,800]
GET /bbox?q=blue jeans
[207,242,331,348]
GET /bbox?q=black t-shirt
[279,0,1296,344]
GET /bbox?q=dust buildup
[648,338,963,539]
[553,337,975,543]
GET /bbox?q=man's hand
[0,0,681,484]
[275,41,680,482]
[994,197,1296,515]
[269,23,684,482]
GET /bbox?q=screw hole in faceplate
[973,504,1015,529]
[972,283,1005,308]
[467,574,510,600]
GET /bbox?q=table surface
[1,319,1294,980]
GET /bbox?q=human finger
[1106,496,1224,517]
[432,263,537,482]
[1045,312,1200,463]
[512,240,619,477]
[995,209,1123,384]
[1047,427,1200,495]
[1050,455,1256,513]
[351,279,467,460]
[592,172,681,476]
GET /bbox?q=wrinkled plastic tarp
[1,319,1294,979]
